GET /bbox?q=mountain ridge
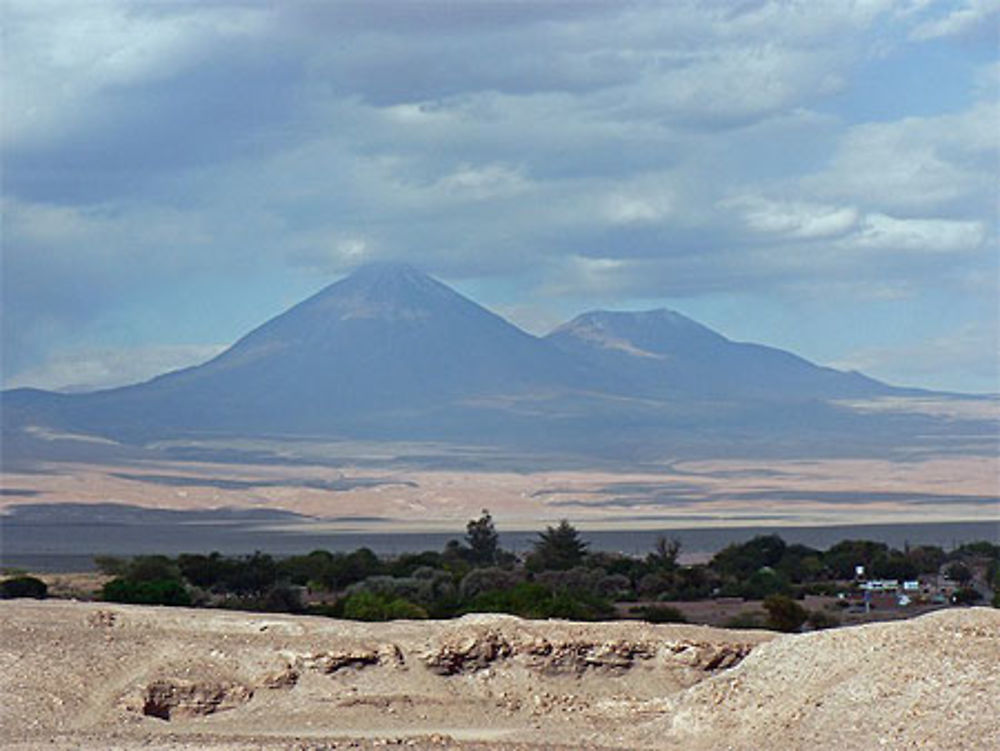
[1,263,980,459]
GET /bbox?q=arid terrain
[3,451,998,531]
[1,600,997,750]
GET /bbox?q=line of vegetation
[6,511,997,630]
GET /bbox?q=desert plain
[3,447,998,532]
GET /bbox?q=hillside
[546,309,895,401]
[1,601,997,750]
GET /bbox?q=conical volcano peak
[343,260,430,285]
[303,261,461,322]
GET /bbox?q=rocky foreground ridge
[1,601,997,750]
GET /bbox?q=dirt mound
[1,600,996,750]
[646,607,1000,750]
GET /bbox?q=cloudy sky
[2,0,997,393]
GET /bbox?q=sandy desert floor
[1,601,997,750]
[3,452,998,531]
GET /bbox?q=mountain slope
[3,265,976,460]
[545,309,894,401]
[4,264,604,439]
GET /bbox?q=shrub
[102,578,191,606]
[341,590,427,621]
[634,604,687,624]
[459,567,524,600]
[596,573,633,600]
[260,585,305,613]
[535,566,603,595]
[951,587,982,605]
[806,609,841,630]
[763,594,807,632]
[1,575,48,599]
[724,611,765,629]
[944,562,973,586]
[637,572,673,599]
[348,570,456,608]
[386,551,446,578]
[126,555,180,583]
[465,581,612,621]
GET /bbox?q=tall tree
[647,536,681,571]
[465,509,499,566]
[532,520,588,571]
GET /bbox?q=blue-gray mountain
[546,309,890,401]
[2,264,990,461]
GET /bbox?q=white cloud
[726,196,860,239]
[601,177,677,226]
[909,0,1000,40]
[4,343,226,392]
[435,163,529,200]
[845,213,987,253]
[833,321,1000,391]
[4,198,212,256]
[808,102,999,212]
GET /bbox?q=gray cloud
[2,0,997,392]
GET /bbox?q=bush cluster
[90,512,999,628]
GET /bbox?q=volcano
[545,309,892,401]
[3,264,605,439]
[4,263,981,459]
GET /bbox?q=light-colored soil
[28,571,112,600]
[4,453,997,529]
[1,601,997,750]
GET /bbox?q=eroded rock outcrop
[122,679,253,720]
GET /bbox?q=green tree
[945,562,973,586]
[711,535,787,579]
[528,520,588,571]
[823,540,890,579]
[465,509,500,566]
[178,552,229,589]
[740,567,789,599]
[647,536,681,572]
[904,545,946,575]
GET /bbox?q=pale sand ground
[0,601,997,750]
[2,454,998,530]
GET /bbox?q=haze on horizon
[2,1,998,395]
